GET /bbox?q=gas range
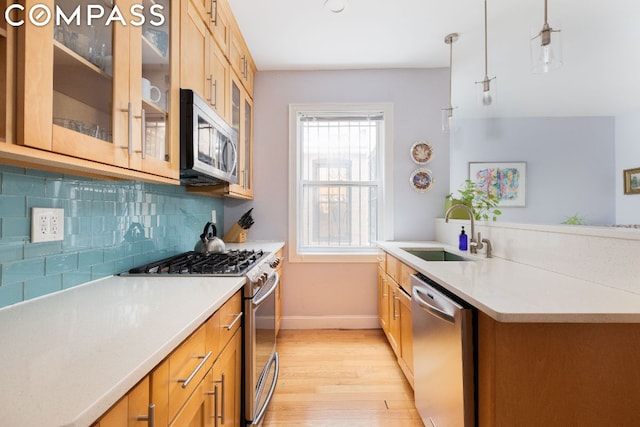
[127,249,267,277]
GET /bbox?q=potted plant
[445,179,502,221]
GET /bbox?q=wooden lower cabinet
[168,325,209,420]
[170,328,242,427]
[209,329,242,427]
[377,266,389,334]
[169,372,208,427]
[379,254,414,387]
[93,377,151,427]
[387,278,401,357]
[95,290,243,427]
[397,287,414,388]
[477,312,640,427]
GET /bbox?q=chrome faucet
[444,204,484,254]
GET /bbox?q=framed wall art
[469,162,527,207]
[624,167,640,195]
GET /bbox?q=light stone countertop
[0,241,284,427]
[378,240,640,323]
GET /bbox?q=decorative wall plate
[410,168,434,193]
[410,141,433,164]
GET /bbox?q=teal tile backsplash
[0,165,225,308]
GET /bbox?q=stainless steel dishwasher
[411,273,476,427]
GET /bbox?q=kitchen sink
[401,248,473,262]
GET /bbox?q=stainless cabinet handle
[206,75,217,108]
[208,0,218,25]
[141,108,146,160]
[177,351,213,389]
[393,292,399,319]
[207,385,219,427]
[212,80,217,108]
[137,403,155,427]
[242,56,248,80]
[214,373,225,424]
[124,102,133,157]
[224,312,243,331]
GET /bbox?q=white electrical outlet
[31,208,64,243]
[211,210,217,224]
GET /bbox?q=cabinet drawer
[168,369,208,427]
[219,290,243,347]
[399,262,417,294]
[206,289,243,361]
[385,254,400,283]
[168,325,210,421]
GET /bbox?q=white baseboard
[280,315,380,330]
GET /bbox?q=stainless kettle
[194,222,226,254]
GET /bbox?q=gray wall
[225,68,450,242]
[224,68,449,328]
[450,116,616,225]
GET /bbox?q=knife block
[223,223,247,243]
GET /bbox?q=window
[289,104,393,262]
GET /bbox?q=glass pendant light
[475,0,496,106]
[442,33,459,133]
[324,0,347,13]
[531,0,562,73]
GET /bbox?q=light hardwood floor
[262,329,424,427]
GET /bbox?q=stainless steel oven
[243,266,280,427]
[123,248,281,426]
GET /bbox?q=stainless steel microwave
[180,89,238,186]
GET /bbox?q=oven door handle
[252,272,279,307]
[252,352,279,426]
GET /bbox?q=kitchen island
[378,240,640,427]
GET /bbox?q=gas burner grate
[128,249,265,276]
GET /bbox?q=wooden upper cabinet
[229,23,255,96]
[210,0,231,55]
[222,74,253,199]
[13,0,179,182]
[181,0,230,122]
[0,1,15,146]
[188,0,231,55]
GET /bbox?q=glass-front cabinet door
[17,0,178,180]
[242,95,253,195]
[136,0,178,178]
[0,0,14,145]
[228,75,252,199]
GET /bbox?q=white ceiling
[227,0,640,117]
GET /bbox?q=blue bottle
[459,226,468,251]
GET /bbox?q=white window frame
[288,103,394,263]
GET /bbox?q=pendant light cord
[448,40,453,107]
[544,0,548,25]
[483,0,489,78]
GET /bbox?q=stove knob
[269,258,280,268]
[255,276,264,288]
[261,272,269,283]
